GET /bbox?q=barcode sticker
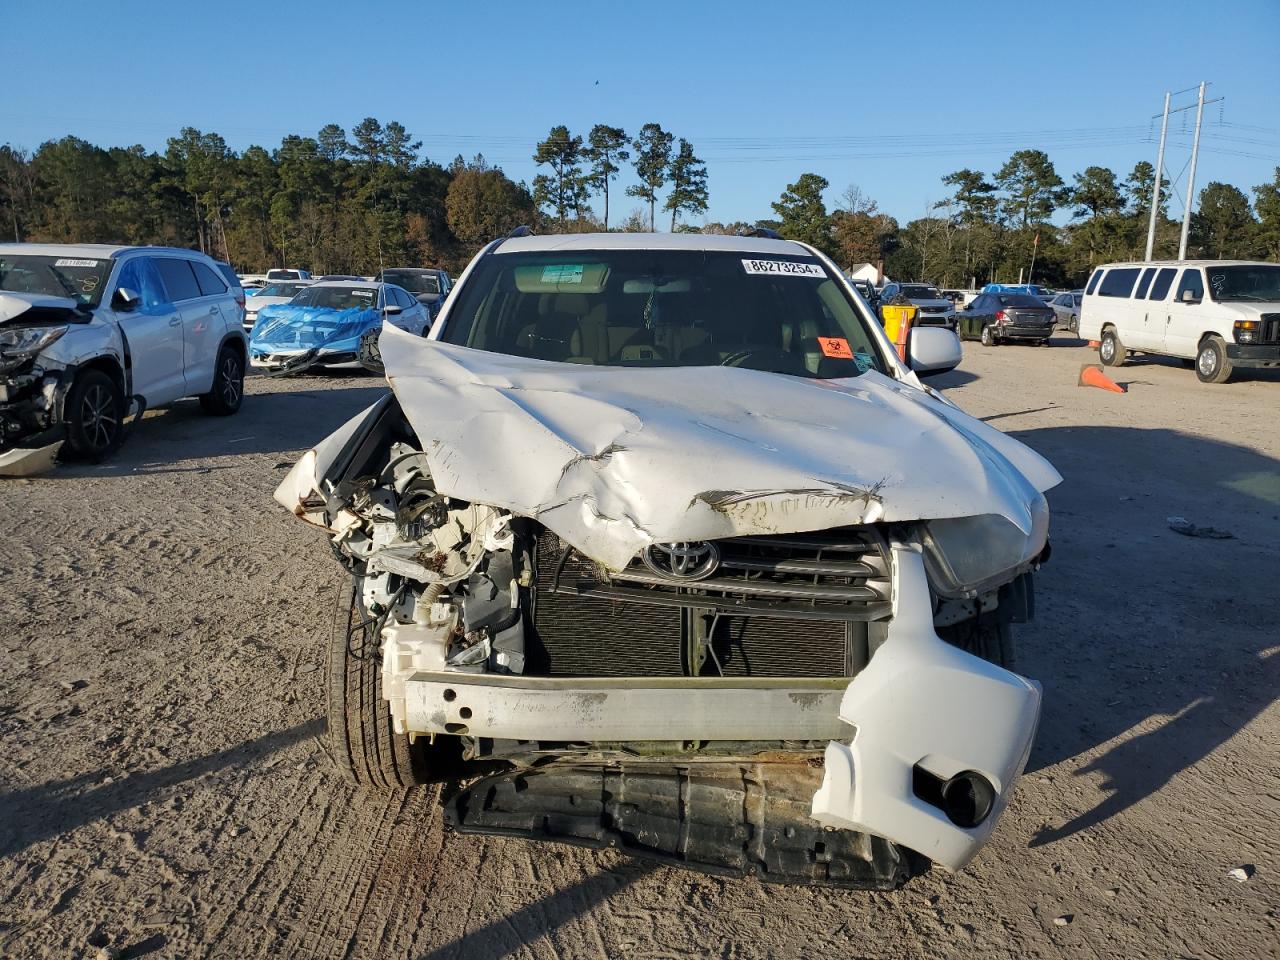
[741,259,825,278]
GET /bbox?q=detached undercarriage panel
[445,761,922,890]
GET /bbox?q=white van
[1079,260,1280,383]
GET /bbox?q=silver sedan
[1048,291,1082,334]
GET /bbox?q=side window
[1085,269,1104,295]
[1134,267,1156,299]
[191,260,228,297]
[155,258,201,302]
[1098,267,1139,298]
[1148,268,1176,300]
[1174,269,1204,303]
[114,258,168,310]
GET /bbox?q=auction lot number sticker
[741,259,825,278]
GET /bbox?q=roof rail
[739,227,782,240]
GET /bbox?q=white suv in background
[0,243,248,474]
[1080,260,1280,383]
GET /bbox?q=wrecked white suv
[0,244,247,474]
[279,231,1059,889]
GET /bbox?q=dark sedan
[958,292,1056,346]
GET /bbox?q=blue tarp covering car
[249,284,386,374]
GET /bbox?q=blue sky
[4,0,1278,227]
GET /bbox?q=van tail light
[995,310,1006,323]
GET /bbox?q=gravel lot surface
[1,340,1277,959]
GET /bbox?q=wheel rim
[1198,346,1217,376]
[220,355,242,406]
[1100,337,1114,361]
[81,384,118,450]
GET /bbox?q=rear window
[996,294,1046,307]
[1098,268,1140,298]
[192,261,228,297]
[1149,268,1176,300]
[216,263,241,289]
[155,258,201,301]
[1085,269,1104,295]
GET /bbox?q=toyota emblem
[640,541,721,581]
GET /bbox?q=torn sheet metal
[376,324,1061,571]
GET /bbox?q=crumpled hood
[378,324,1061,570]
[0,291,80,324]
[250,304,380,351]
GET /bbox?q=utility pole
[1145,91,1170,262]
[1178,81,1207,260]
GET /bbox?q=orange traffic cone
[1087,340,1101,348]
[1078,364,1126,393]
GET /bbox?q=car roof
[495,232,813,256]
[1092,259,1273,270]
[310,280,384,288]
[0,242,211,259]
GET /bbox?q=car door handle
[168,316,181,327]
[209,305,220,315]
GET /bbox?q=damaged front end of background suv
[0,293,94,476]
[278,324,1059,889]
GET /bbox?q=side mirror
[112,288,141,312]
[382,304,402,315]
[908,325,962,376]
[1180,290,1200,304]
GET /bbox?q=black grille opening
[529,529,885,679]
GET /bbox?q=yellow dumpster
[880,304,918,361]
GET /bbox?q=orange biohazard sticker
[817,336,853,359]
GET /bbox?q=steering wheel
[719,347,805,374]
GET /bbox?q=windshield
[900,285,941,300]
[441,249,886,378]
[1204,265,1280,302]
[383,271,440,295]
[290,285,378,310]
[0,254,112,307]
[259,282,307,297]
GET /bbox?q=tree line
[749,152,1280,288]
[1,121,1275,286]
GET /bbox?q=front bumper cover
[1226,343,1280,367]
[393,544,1040,871]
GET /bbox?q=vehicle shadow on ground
[50,382,389,478]
[1118,354,1280,383]
[927,369,979,389]
[0,718,322,859]
[417,859,659,960]
[1010,425,1280,846]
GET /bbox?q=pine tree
[626,123,673,231]
[664,139,708,231]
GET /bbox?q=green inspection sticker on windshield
[541,264,584,284]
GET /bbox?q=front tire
[1069,314,1079,334]
[200,345,245,415]
[1099,328,1126,366]
[63,369,124,461]
[938,620,1016,670]
[326,584,432,789]
[1195,335,1233,384]
[980,324,996,347]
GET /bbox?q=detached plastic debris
[1166,516,1234,540]
[1227,865,1255,882]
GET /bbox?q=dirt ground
[1,339,1277,960]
